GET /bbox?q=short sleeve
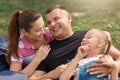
[44,28,54,43]
[11,56,23,63]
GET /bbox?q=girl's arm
[59,56,81,80]
[60,46,88,80]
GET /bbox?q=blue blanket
[0,35,28,80]
[0,35,9,72]
[0,70,28,80]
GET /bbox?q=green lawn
[0,0,120,49]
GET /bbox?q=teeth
[53,24,59,31]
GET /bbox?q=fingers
[40,45,50,50]
[87,67,109,78]
[35,45,51,60]
[87,63,101,69]
[58,64,68,71]
[96,73,108,78]
[39,45,51,53]
[79,44,92,53]
[43,45,51,52]
[87,63,110,78]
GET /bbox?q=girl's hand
[76,45,90,59]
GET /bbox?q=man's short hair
[46,5,69,14]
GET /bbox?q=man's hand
[87,60,111,78]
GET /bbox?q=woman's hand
[35,45,51,61]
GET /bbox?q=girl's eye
[87,36,92,39]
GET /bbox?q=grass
[0,0,120,49]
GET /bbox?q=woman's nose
[41,28,45,34]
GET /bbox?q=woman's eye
[35,29,41,32]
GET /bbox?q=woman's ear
[21,28,27,35]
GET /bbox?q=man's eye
[47,21,51,25]
[54,17,59,21]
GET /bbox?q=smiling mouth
[52,24,60,32]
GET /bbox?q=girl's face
[81,30,100,51]
[23,17,45,42]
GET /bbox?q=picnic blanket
[0,35,28,80]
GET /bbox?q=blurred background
[0,0,120,49]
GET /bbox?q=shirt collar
[20,35,35,49]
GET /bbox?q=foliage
[0,0,120,49]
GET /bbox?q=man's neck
[55,31,74,40]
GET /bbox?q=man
[30,5,120,80]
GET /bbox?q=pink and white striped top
[11,28,54,67]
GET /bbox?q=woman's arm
[29,64,67,80]
[10,45,51,77]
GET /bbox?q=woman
[6,9,54,77]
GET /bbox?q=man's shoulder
[74,30,88,37]
[75,30,88,34]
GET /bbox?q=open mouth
[52,24,60,32]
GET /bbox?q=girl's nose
[82,38,86,42]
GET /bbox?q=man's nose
[51,21,56,26]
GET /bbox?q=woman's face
[23,17,45,42]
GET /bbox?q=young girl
[6,9,54,77]
[60,29,118,80]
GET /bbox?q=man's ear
[68,14,72,23]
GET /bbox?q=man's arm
[29,64,67,80]
[108,45,120,72]
[29,70,46,80]
[87,45,120,78]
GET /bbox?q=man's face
[46,9,72,40]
